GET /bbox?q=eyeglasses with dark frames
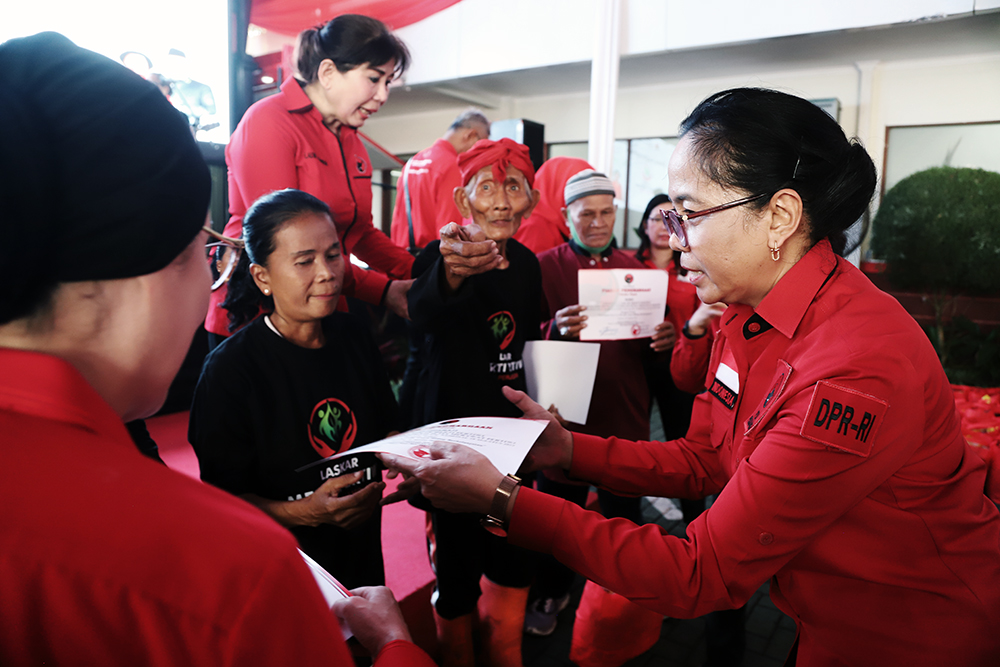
[203,225,245,291]
[660,192,772,248]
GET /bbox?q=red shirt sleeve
[347,225,414,282]
[670,326,715,394]
[348,263,390,305]
[373,640,437,667]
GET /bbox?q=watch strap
[682,320,708,339]
[484,473,520,530]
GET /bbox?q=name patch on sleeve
[709,348,739,410]
[800,381,888,456]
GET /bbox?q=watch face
[480,516,507,537]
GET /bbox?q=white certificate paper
[523,340,601,425]
[578,269,668,341]
[297,417,547,476]
[299,549,353,639]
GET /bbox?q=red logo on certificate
[800,381,888,456]
[409,446,432,459]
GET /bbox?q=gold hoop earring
[770,244,780,262]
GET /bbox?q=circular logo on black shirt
[488,311,516,350]
[308,398,357,458]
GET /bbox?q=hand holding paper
[332,586,414,656]
[523,340,601,425]
[301,473,384,529]
[552,304,588,339]
[380,443,504,515]
[500,386,575,472]
[300,417,546,479]
[378,389,574,515]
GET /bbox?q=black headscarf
[0,32,211,323]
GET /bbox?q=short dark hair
[222,189,332,331]
[295,14,410,84]
[679,88,876,256]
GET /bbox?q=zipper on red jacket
[334,133,360,243]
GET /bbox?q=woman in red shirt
[209,15,415,344]
[384,87,1000,666]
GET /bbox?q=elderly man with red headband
[400,138,541,667]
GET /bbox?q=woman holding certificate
[190,189,397,590]
[381,88,1000,666]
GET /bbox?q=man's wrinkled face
[567,193,616,249]
[460,165,535,242]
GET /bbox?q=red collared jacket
[510,240,1000,666]
[207,77,413,335]
[0,348,433,666]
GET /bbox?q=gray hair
[450,107,490,132]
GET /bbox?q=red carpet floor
[146,411,438,654]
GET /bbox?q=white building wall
[366,52,1000,200]
[397,0,984,85]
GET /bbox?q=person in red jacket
[0,32,433,667]
[209,14,415,345]
[383,88,1000,667]
[390,108,491,252]
[513,156,594,254]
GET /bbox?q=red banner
[251,0,462,36]
[952,384,1000,502]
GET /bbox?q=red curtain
[250,0,462,36]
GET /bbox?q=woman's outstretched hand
[379,442,503,515]
[377,388,573,513]
[501,386,574,473]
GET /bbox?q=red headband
[458,138,536,190]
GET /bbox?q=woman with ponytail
[381,88,1000,666]
[190,189,399,590]
[207,14,415,348]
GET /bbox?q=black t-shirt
[407,239,542,424]
[188,313,397,587]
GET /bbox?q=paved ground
[522,405,797,667]
[521,499,797,667]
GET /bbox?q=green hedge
[871,167,1000,295]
